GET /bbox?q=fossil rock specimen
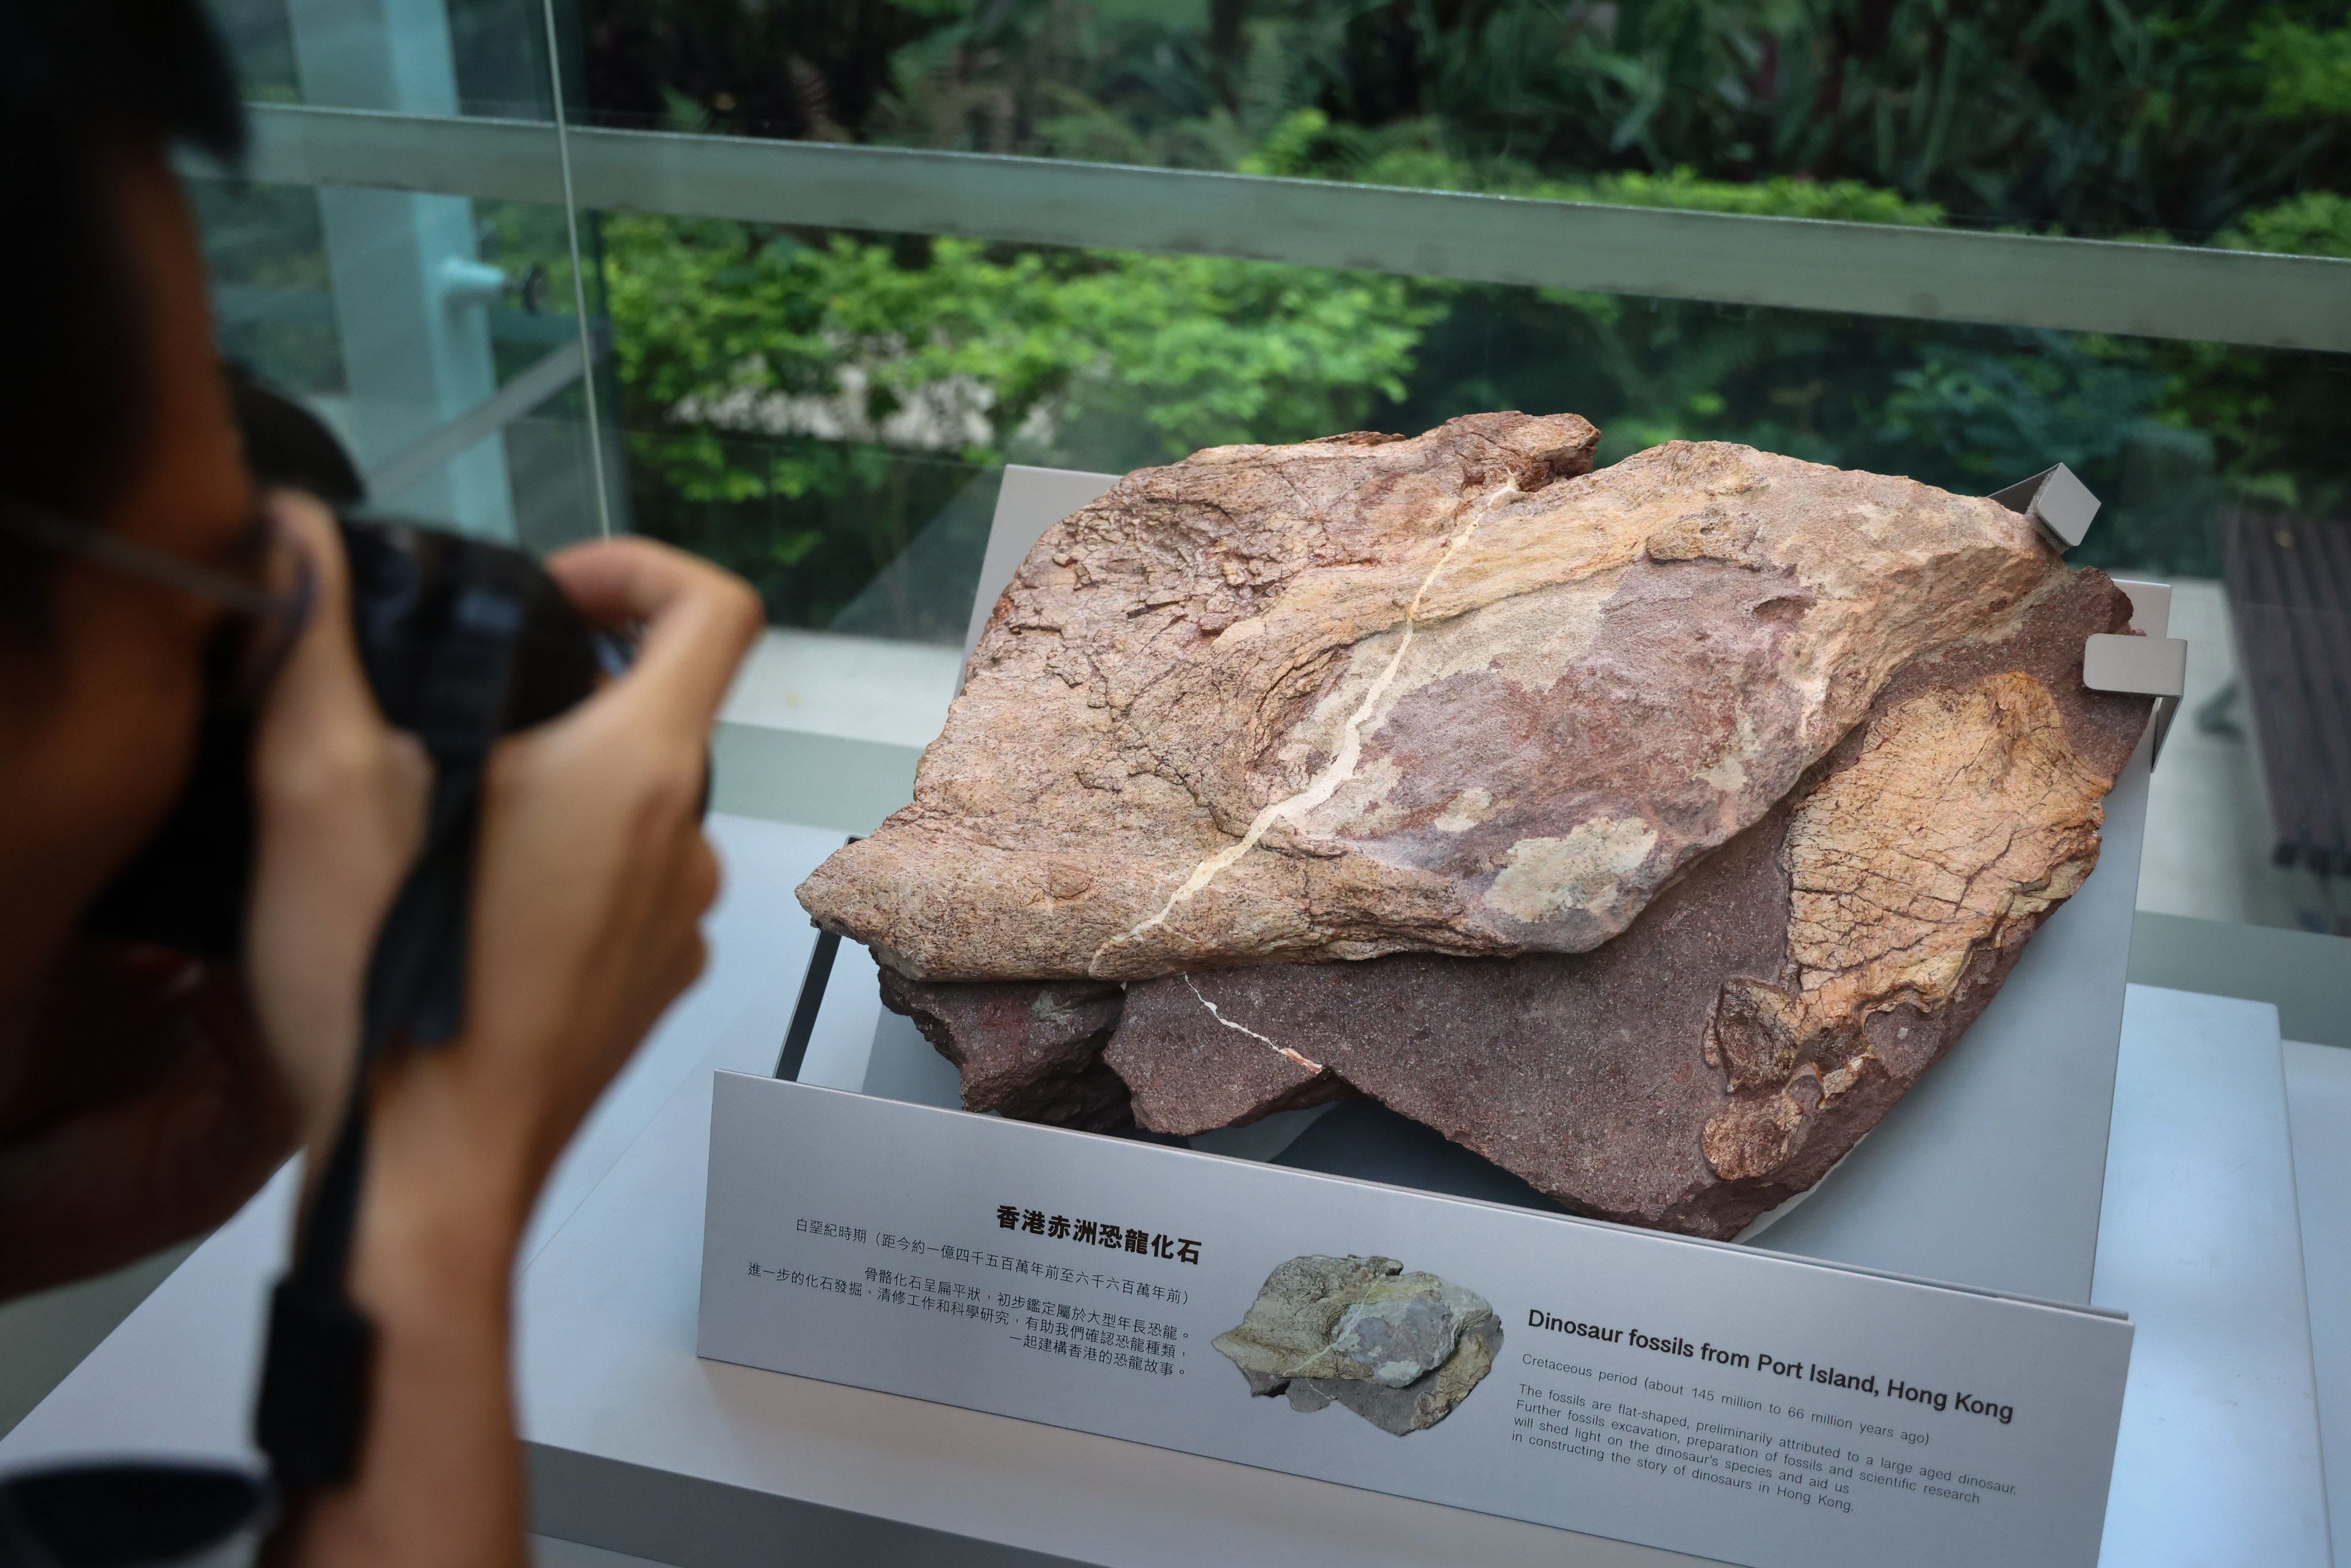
[796,418,2154,1236]
[799,417,2073,981]
[876,968,1129,1131]
[861,566,2150,1236]
[1106,569,2149,1235]
[1213,1255,1501,1434]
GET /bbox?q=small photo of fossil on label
[1212,1255,1501,1435]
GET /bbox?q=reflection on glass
[571,0,2351,248]
[595,212,2349,930]
[195,179,611,552]
[213,0,564,120]
[185,0,2350,937]
[196,0,610,551]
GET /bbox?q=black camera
[83,377,612,978]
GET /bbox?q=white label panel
[700,1074,2131,1568]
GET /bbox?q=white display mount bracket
[1991,461,2102,550]
[2090,579,2186,760]
[1986,463,2188,759]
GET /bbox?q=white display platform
[2096,989,2330,1564]
[2284,1039,2351,1544]
[3,810,2334,1565]
[701,1074,2136,1568]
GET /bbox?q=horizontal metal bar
[213,283,580,352]
[202,104,2351,354]
[214,281,336,325]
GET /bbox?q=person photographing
[0,2,764,1562]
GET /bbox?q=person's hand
[357,535,762,1247]
[0,487,437,1303]
[257,520,758,1568]
[243,491,434,1161]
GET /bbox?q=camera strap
[252,756,486,1493]
[240,515,611,1504]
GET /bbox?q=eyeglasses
[0,501,315,709]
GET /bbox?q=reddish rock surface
[891,571,2150,1236]
[799,418,2070,982]
[800,416,2152,1235]
[877,969,1130,1131]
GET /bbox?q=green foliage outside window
[579,0,2351,632]
[602,214,1440,624]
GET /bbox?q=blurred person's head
[0,0,254,1008]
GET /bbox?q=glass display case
[5,3,2348,1564]
[186,0,2351,960]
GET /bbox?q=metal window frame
[191,103,2351,355]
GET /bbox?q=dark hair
[0,0,245,628]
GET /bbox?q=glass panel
[602,215,2351,581]
[597,208,2350,930]
[196,0,614,551]
[221,0,561,118]
[569,0,2351,249]
[180,0,2350,941]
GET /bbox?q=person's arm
[243,495,760,1566]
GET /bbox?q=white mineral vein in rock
[1091,490,1503,973]
[1182,975,1324,1073]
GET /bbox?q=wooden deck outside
[2221,508,2351,875]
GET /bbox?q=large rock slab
[876,968,1129,1131]
[1108,569,2151,1235]
[889,569,2150,1236]
[799,419,2070,981]
[1212,1255,1502,1435]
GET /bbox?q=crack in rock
[1182,975,1324,1074]
[1089,491,1503,974]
